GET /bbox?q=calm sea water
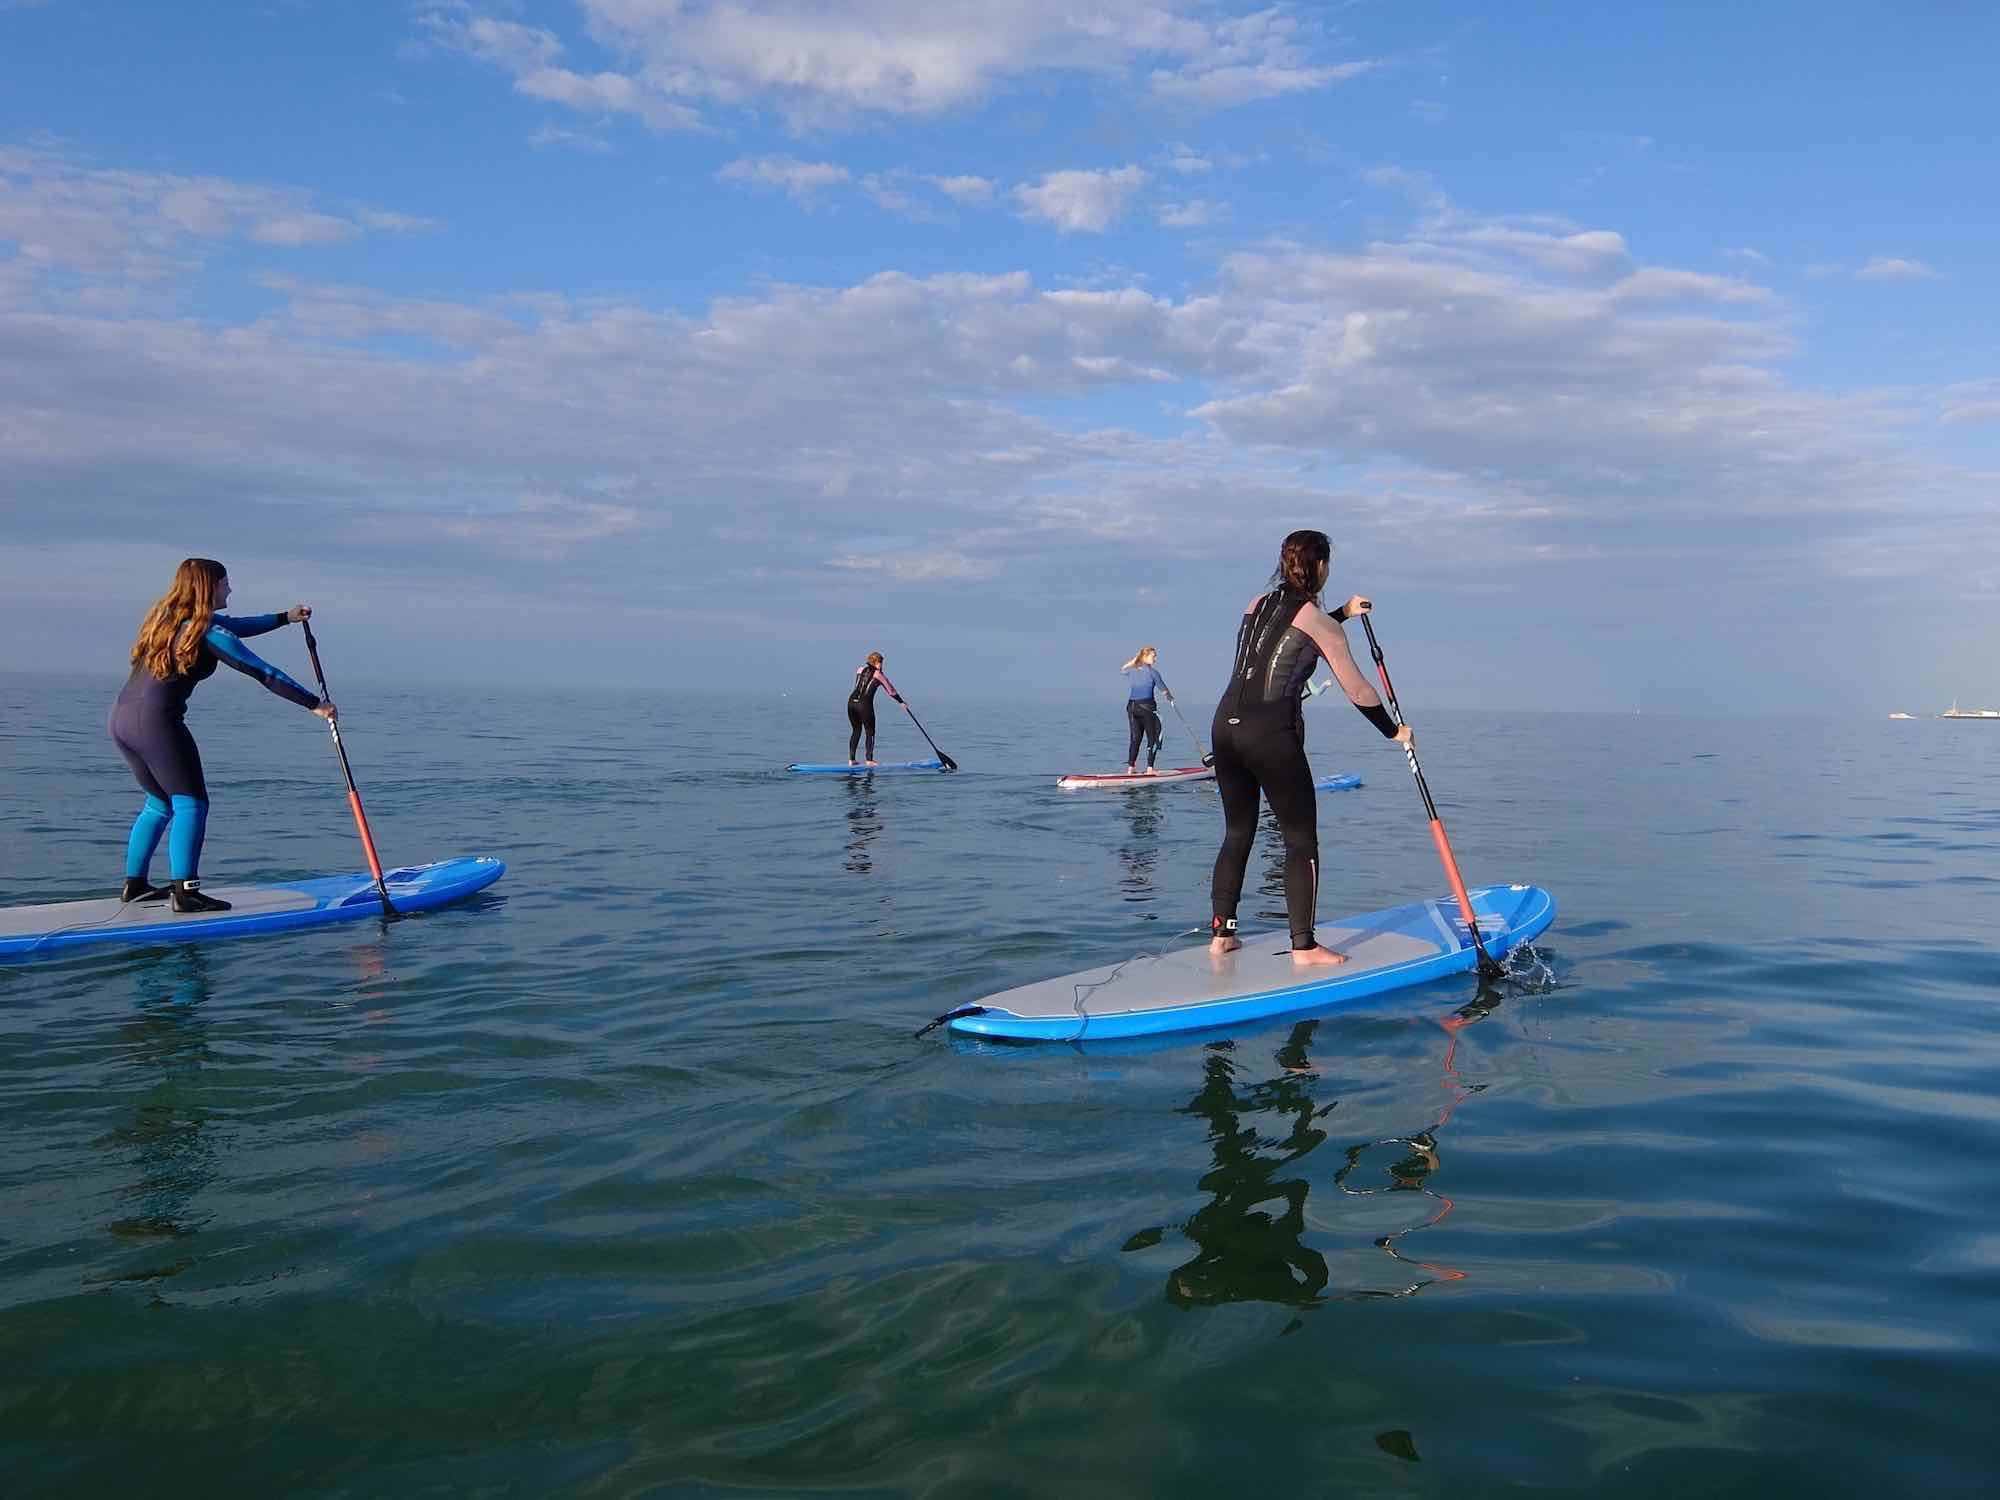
[3,670,1997,1495]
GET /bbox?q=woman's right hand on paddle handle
[287,604,313,623]
[1393,724,1414,750]
[313,700,338,722]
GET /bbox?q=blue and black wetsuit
[108,613,320,887]
[1123,664,1166,768]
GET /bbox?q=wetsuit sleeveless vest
[1218,587,1321,725]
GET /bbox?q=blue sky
[2,0,1994,713]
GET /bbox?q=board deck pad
[949,883,1554,1041]
[0,857,505,958]
[1056,767,1213,789]
[788,759,945,774]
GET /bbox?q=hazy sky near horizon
[2,1,1994,714]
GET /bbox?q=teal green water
[3,672,1998,1494]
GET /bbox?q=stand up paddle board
[0,857,505,959]
[788,759,946,774]
[1315,773,1362,792]
[943,883,1554,1041]
[1056,767,1213,789]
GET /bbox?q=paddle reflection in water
[1149,989,1506,1315]
[100,948,218,1277]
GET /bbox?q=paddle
[300,619,397,915]
[897,697,958,772]
[1359,616,1504,979]
[1153,673,1215,767]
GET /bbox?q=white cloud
[717,155,852,205]
[831,548,995,582]
[0,145,437,301]
[1856,256,1940,282]
[1721,246,1770,266]
[438,492,644,558]
[1012,166,1149,234]
[1940,381,2000,426]
[1160,143,1213,176]
[930,174,996,205]
[1409,97,1448,125]
[248,212,361,247]
[1146,8,1377,107]
[1157,199,1228,230]
[420,2,1379,130]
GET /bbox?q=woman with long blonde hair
[1119,645,1171,775]
[107,558,334,912]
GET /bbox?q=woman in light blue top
[1119,645,1173,774]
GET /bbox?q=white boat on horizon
[1888,711,1916,719]
[1941,701,2000,719]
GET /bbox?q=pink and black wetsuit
[846,665,903,761]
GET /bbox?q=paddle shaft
[1359,616,1502,977]
[1152,673,1214,767]
[299,620,396,914]
[897,697,957,771]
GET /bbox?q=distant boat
[1888,711,1916,720]
[1941,701,2000,720]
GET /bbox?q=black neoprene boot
[169,879,231,913]
[120,877,168,903]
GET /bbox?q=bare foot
[1143,767,1160,776]
[1208,936,1242,958]
[1292,945,1349,969]
[865,759,878,767]
[1125,765,1137,775]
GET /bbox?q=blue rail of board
[0,856,505,958]
[787,759,946,774]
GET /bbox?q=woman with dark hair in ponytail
[1208,530,1413,968]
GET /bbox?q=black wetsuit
[1209,589,1396,948]
[846,666,901,761]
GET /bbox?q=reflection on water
[1117,791,1163,906]
[1166,1022,1332,1310]
[1148,992,1506,1316]
[843,777,881,875]
[100,948,217,1269]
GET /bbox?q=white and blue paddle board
[948,883,1554,1042]
[0,857,505,958]
[1056,766,1212,789]
[788,759,946,774]
[1316,772,1362,792]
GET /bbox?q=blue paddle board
[0,857,505,958]
[788,759,946,774]
[947,883,1554,1041]
[1315,773,1362,792]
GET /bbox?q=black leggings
[1210,711,1319,949]
[1126,699,1163,767]
[847,702,876,760]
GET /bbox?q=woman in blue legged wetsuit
[108,558,336,912]
[1119,646,1172,774]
